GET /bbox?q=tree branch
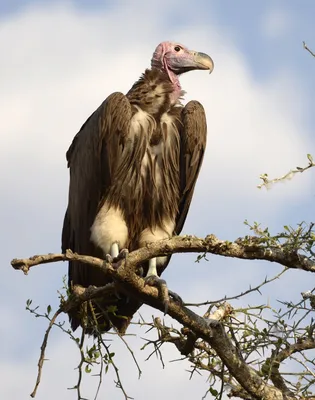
[30,307,63,398]
[12,234,312,399]
[262,338,315,398]
[11,235,315,275]
[258,154,315,189]
[303,41,315,58]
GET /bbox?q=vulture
[62,41,214,335]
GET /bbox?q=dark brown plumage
[62,42,213,334]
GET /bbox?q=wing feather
[176,100,207,234]
[157,101,207,276]
[61,92,133,331]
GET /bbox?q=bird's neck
[166,69,182,105]
[159,58,182,104]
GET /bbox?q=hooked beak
[168,48,214,75]
[192,51,214,73]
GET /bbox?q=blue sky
[1,1,315,399]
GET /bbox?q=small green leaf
[307,153,313,163]
[85,365,91,373]
[47,305,51,315]
[209,387,218,396]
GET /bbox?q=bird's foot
[113,248,129,263]
[105,249,129,301]
[168,290,183,304]
[105,254,114,263]
[105,249,129,269]
[204,318,220,329]
[144,275,181,314]
[144,274,165,287]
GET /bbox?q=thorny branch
[258,154,315,189]
[262,338,315,398]
[185,267,288,307]
[12,230,315,400]
[30,307,63,398]
[257,42,314,190]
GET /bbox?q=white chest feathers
[130,108,179,186]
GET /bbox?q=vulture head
[151,41,214,76]
[151,41,214,102]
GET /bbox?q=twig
[262,338,315,397]
[97,334,132,400]
[93,340,103,400]
[303,41,315,58]
[273,339,315,365]
[72,327,86,400]
[219,364,225,400]
[291,355,315,379]
[185,268,288,307]
[116,332,142,379]
[258,154,315,189]
[30,308,63,397]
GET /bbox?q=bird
[62,41,214,335]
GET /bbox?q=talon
[144,275,166,287]
[114,248,129,262]
[105,254,113,263]
[112,248,129,269]
[144,275,169,314]
[168,290,183,304]
[204,318,220,328]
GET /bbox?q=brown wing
[157,101,207,276]
[61,92,133,332]
[176,100,207,234]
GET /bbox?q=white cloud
[1,2,314,399]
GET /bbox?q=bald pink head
[151,41,214,76]
[151,41,214,103]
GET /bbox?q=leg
[111,242,119,258]
[147,257,157,277]
[144,257,182,314]
[105,242,129,265]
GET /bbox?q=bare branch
[185,267,288,307]
[258,154,315,189]
[11,235,315,275]
[274,339,315,365]
[303,41,315,58]
[30,307,63,398]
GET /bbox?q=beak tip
[194,52,214,73]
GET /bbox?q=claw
[106,248,129,269]
[105,254,113,263]
[144,275,169,314]
[204,318,220,328]
[114,248,129,262]
[168,290,183,304]
[112,248,129,270]
[144,275,166,287]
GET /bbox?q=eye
[174,46,181,52]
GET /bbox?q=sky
[1,1,315,399]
